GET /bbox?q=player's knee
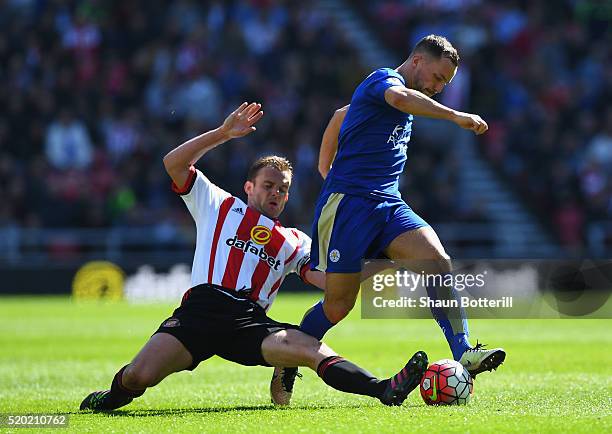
[122,364,158,389]
[272,330,293,348]
[265,329,322,367]
[268,329,312,350]
[289,332,327,367]
[435,252,452,274]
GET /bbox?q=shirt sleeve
[286,229,312,280]
[171,166,231,224]
[365,70,405,104]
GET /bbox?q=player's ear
[413,53,429,67]
[244,180,254,195]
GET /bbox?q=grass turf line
[0,294,610,433]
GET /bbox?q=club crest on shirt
[387,123,411,155]
[162,318,180,327]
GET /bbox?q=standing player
[272,35,505,405]
[79,102,428,411]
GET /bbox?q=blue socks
[300,295,471,360]
[300,300,335,340]
[426,283,471,360]
[449,333,472,361]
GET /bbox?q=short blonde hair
[247,155,293,181]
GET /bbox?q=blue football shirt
[321,68,413,200]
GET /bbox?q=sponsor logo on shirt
[250,225,272,245]
[226,236,281,270]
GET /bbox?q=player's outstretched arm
[384,86,488,135]
[318,105,349,179]
[163,102,264,187]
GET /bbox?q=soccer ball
[420,359,473,405]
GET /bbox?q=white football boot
[270,367,301,405]
[459,342,506,377]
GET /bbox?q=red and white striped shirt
[173,167,311,310]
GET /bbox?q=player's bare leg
[262,329,335,370]
[272,272,361,404]
[384,226,449,266]
[384,226,505,376]
[123,333,193,388]
[263,329,428,406]
[80,333,193,411]
[322,272,362,324]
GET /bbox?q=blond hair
[247,155,293,181]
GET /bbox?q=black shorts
[154,284,298,370]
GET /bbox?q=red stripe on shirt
[299,261,310,282]
[249,224,286,301]
[221,207,260,289]
[264,242,299,299]
[180,288,192,306]
[208,197,235,283]
[171,166,197,194]
[267,275,284,299]
[284,244,299,265]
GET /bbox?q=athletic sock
[426,278,471,361]
[104,365,145,410]
[449,333,472,361]
[317,356,388,399]
[300,300,335,340]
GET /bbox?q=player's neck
[395,61,411,85]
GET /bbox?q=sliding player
[80,103,428,411]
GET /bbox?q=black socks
[317,356,388,399]
[104,365,145,410]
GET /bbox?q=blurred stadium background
[0,0,610,296]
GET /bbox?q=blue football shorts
[311,192,429,273]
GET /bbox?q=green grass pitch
[1,294,610,433]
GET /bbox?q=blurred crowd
[0,0,356,234]
[1,0,609,253]
[0,0,485,244]
[359,0,611,249]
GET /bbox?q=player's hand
[221,102,264,139]
[452,111,488,135]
